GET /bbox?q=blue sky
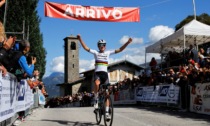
[37,0,210,77]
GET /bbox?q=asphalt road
[18,105,210,126]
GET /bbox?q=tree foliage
[0,0,46,79]
[175,13,210,31]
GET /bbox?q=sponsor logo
[193,105,202,111]
[39,95,45,102]
[16,80,25,101]
[168,88,175,98]
[10,80,16,106]
[136,87,143,96]
[204,85,210,91]
[142,91,147,100]
[203,94,210,98]
[159,86,169,96]
[0,109,14,116]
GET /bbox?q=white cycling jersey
[89,49,115,72]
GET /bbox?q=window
[71,42,76,50]
[73,64,74,68]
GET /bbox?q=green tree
[175,13,210,31]
[0,0,46,79]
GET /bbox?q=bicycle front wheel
[95,108,102,125]
[103,96,113,126]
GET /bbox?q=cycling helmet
[97,39,106,46]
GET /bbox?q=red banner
[44,2,140,22]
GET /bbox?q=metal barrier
[0,73,45,126]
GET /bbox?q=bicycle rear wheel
[103,96,113,126]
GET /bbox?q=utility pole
[192,0,196,20]
[3,0,8,29]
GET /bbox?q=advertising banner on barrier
[157,84,180,104]
[22,80,34,110]
[24,80,34,109]
[190,83,210,115]
[0,73,17,122]
[0,73,35,122]
[166,84,180,104]
[136,86,159,102]
[15,79,34,112]
[135,84,180,104]
[15,80,26,112]
[38,90,46,105]
[45,1,140,22]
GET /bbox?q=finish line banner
[44,1,140,22]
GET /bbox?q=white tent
[146,19,210,54]
[145,19,210,68]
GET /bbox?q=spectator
[69,95,73,103]
[0,21,16,76]
[27,69,42,89]
[149,57,157,71]
[8,40,36,81]
[78,94,83,107]
[0,63,7,76]
[187,44,198,63]
[169,68,175,75]
[177,73,188,111]
[198,48,206,68]
[150,72,158,90]
[0,0,5,7]
[41,85,47,96]
[0,36,16,69]
[122,75,129,89]
[0,21,6,42]
[179,64,188,75]
[83,92,89,106]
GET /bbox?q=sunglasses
[98,44,106,47]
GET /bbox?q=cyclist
[77,34,132,119]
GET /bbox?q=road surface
[18,106,210,126]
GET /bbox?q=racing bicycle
[94,83,115,126]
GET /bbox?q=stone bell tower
[64,35,79,83]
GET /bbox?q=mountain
[42,72,64,98]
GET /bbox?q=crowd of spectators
[45,92,94,108]
[146,44,210,86]
[0,15,47,96]
[0,2,48,122]
[143,44,210,110]
[109,44,210,111]
[116,75,141,91]
[0,24,47,94]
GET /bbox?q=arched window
[71,42,76,50]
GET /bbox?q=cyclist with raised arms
[77,34,132,119]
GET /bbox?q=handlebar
[99,82,118,89]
